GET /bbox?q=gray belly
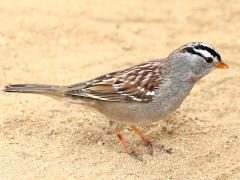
[95,82,194,125]
[95,101,170,125]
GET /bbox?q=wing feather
[66,60,167,102]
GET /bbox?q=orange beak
[215,61,229,69]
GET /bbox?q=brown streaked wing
[66,60,166,102]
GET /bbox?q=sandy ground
[0,0,240,179]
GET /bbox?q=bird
[3,42,228,159]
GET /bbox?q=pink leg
[130,125,172,155]
[130,125,154,154]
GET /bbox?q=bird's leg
[130,125,154,154]
[130,125,172,154]
[109,121,141,160]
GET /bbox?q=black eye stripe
[194,45,221,61]
[183,47,214,64]
[183,47,206,59]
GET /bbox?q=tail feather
[3,84,66,97]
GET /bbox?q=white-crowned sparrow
[3,42,229,158]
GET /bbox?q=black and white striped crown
[182,42,221,63]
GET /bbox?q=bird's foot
[152,144,172,154]
[126,148,143,161]
[130,125,172,155]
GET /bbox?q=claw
[127,149,143,161]
[143,138,154,155]
[153,144,172,154]
[113,125,143,161]
[130,125,154,154]
[130,125,172,155]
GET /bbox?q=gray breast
[95,79,195,125]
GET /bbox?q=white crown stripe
[193,48,212,58]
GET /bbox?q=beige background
[0,0,240,179]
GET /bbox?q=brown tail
[3,84,67,97]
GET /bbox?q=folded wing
[66,60,167,102]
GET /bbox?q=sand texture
[0,0,240,179]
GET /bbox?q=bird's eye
[205,57,213,63]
